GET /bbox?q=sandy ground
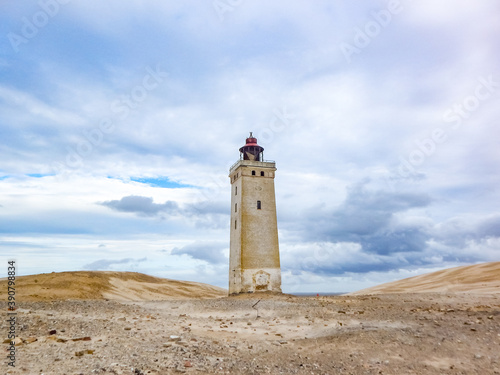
[2,292,500,374]
[351,262,500,295]
[2,264,500,374]
[0,271,226,302]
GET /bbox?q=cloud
[280,179,500,278]
[300,180,433,252]
[100,195,179,217]
[83,257,147,270]
[99,194,229,229]
[1,0,498,292]
[171,241,228,264]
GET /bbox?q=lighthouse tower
[228,133,281,294]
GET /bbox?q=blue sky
[1,0,499,292]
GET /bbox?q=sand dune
[351,262,500,295]
[0,271,227,301]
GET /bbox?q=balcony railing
[229,159,276,173]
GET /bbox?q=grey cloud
[279,181,437,275]
[83,257,147,270]
[477,215,500,238]
[282,180,500,277]
[432,214,500,250]
[100,196,179,217]
[308,181,432,250]
[171,241,227,264]
[99,195,229,229]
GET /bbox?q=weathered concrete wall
[229,174,242,294]
[229,160,281,294]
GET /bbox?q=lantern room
[239,132,264,161]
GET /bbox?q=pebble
[72,337,91,341]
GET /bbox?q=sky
[1,0,499,293]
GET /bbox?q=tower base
[229,268,282,295]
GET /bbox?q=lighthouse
[228,133,281,294]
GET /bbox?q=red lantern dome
[239,132,264,161]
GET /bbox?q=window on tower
[260,171,265,177]
[257,200,261,209]
[235,203,237,212]
[252,170,256,176]
[235,220,237,229]
[235,186,237,195]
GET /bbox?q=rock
[13,337,23,346]
[86,350,95,355]
[163,343,173,348]
[72,337,91,341]
[124,327,132,331]
[75,351,85,357]
[169,335,181,342]
[184,361,192,368]
[56,338,67,343]
[3,338,11,344]
[278,340,288,344]
[49,330,57,335]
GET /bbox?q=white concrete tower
[228,133,281,295]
